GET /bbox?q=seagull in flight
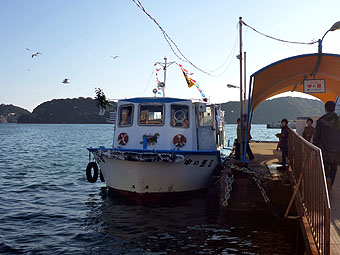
[31,52,42,58]
[110,55,119,59]
[62,79,70,84]
[25,48,31,51]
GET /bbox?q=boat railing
[288,128,330,255]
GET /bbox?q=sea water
[0,124,295,255]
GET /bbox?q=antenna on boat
[154,56,176,97]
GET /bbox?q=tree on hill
[221,97,324,124]
[17,97,116,124]
[0,104,30,123]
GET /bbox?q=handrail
[288,128,331,255]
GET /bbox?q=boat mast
[154,56,175,97]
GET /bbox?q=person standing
[313,101,340,189]
[280,119,289,167]
[302,118,315,142]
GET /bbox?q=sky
[1,0,340,112]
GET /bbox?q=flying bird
[31,52,42,58]
[110,55,119,59]
[62,79,70,84]
[25,48,31,51]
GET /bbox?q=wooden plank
[247,142,281,171]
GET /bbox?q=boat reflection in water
[82,187,299,255]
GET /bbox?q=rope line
[142,68,155,95]
[207,33,238,73]
[132,0,226,76]
[210,35,238,77]
[132,0,317,77]
[241,21,317,45]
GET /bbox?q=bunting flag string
[179,64,207,101]
[154,63,163,95]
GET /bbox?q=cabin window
[199,106,213,126]
[139,104,164,125]
[171,104,189,128]
[118,105,133,126]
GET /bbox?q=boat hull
[106,186,208,205]
[91,149,219,194]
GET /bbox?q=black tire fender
[86,162,98,183]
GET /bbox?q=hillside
[7,96,328,124]
[17,97,116,124]
[0,104,31,123]
[221,97,324,124]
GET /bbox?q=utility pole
[239,17,244,162]
[154,56,175,97]
[244,51,247,110]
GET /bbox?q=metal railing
[288,128,331,255]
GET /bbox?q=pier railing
[288,128,330,255]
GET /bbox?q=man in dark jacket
[313,101,340,188]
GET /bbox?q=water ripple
[0,124,297,254]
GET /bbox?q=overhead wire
[132,0,318,78]
[241,20,317,45]
[207,34,238,77]
[142,68,155,95]
[132,0,219,76]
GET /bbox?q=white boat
[86,97,226,202]
[267,120,296,129]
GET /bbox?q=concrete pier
[208,142,293,218]
[208,141,340,254]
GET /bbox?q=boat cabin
[113,97,225,151]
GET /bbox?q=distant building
[106,111,116,124]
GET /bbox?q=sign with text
[303,79,326,93]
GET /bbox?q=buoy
[86,162,98,183]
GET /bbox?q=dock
[209,129,340,254]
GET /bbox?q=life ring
[118,132,129,145]
[173,134,186,147]
[86,162,98,183]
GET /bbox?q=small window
[119,105,133,126]
[171,105,189,128]
[139,104,164,125]
[199,106,213,126]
